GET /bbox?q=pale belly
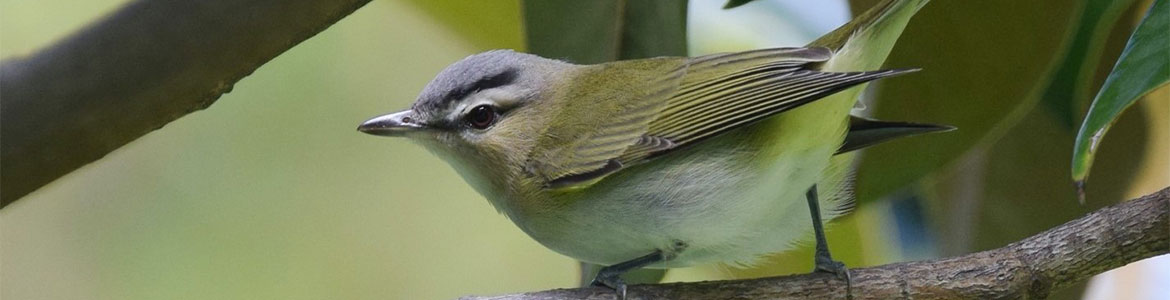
[475,88,859,268]
[512,125,851,268]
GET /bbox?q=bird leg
[590,250,665,300]
[806,184,853,297]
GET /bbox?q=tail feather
[837,116,955,154]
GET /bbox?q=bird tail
[809,0,929,72]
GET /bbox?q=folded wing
[532,47,916,189]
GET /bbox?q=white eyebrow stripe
[443,86,527,124]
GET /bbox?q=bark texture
[462,187,1170,300]
[0,0,373,206]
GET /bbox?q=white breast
[514,129,850,268]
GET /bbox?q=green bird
[359,0,941,298]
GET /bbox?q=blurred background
[1,0,1166,299]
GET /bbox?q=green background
[2,1,1166,299]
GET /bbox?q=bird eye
[465,105,497,129]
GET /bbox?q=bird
[359,0,937,298]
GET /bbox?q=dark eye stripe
[442,68,519,103]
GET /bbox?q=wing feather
[527,58,688,185]
[529,47,916,189]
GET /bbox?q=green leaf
[920,99,1150,299]
[854,0,1082,203]
[400,1,524,50]
[1040,0,1140,128]
[521,0,687,62]
[1072,0,1169,197]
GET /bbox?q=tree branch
[0,0,372,207]
[462,187,1170,300]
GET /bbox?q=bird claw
[591,272,628,300]
[814,258,853,299]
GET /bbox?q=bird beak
[357,109,426,137]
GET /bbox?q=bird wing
[525,56,688,189]
[528,47,916,190]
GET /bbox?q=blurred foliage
[1072,0,1169,190]
[854,1,1162,298]
[2,1,577,299]
[1040,0,1140,128]
[401,0,524,50]
[933,102,1147,254]
[854,0,1076,203]
[716,209,873,280]
[0,0,127,57]
[2,1,1167,300]
[921,94,1150,300]
[522,0,688,63]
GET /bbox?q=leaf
[400,1,524,50]
[919,99,1150,300]
[521,0,688,62]
[1039,0,1141,128]
[927,105,1149,253]
[1072,0,1169,197]
[853,0,1083,204]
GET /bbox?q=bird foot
[590,271,628,300]
[814,257,853,299]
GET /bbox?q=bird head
[359,50,574,197]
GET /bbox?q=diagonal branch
[462,187,1169,300]
[0,0,373,207]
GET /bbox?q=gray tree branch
[0,0,372,207]
[462,187,1170,300]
